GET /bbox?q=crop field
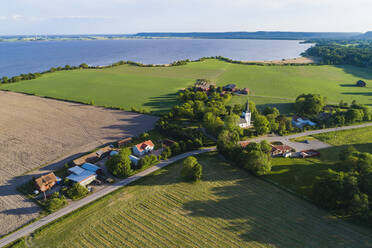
[1,59,371,114]
[22,153,372,248]
[0,91,158,237]
[265,126,372,198]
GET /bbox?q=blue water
[0,39,313,78]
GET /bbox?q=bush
[67,183,89,200]
[161,146,172,160]
[139,155,158,169]
[45,192,67,212]
[181,156,202,181]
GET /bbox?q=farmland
[265,126,372,198]
[19,152,372,248]
[1,59,372,114]
[0,91,158,237]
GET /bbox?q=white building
[238,100,252,128]
[133,140,155,156]
[67,166,97,186]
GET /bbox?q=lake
[0,39,313,78]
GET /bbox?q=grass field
[1,59,371,114]
[265,126,372,198]
[21,152,372,248]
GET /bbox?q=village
[29,80,325,207]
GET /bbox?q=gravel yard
[0,91,158,236]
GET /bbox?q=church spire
[245,99,250,113]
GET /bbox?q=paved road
[0,148,215,248]
[241,122,372,151]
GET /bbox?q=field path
[0,148,215,248]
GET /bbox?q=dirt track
[0,91,158,236]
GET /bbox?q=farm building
[356,80,367,87]
[163,139,176,147]
[35,172,57,192]
[223,84,237,92]
[271,145,294,156]
[118,137,133,148]
[67,166,97,186]
[194,80,216,92]
[73,145,113,166]
[133,140,155,156]
[292,116,316,129]
[300,150,320,158]
[238,100,252,128]
[240,88,249,95]
[81,163,102,174]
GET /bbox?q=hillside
[1,59,371,114]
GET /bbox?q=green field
[1,59,371,114]
[265,126,372,198]
[20,152,372,248]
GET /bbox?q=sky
[0,0,371,35]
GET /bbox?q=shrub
[181,156,202,181]
[161,146,172,160]
[67,183,89,200]
[45,192,67,212]
[139,155,159,168]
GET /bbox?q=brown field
[0,91,158,236]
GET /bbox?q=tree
[67,183,89,200]
[345,109,363,123]
[253,115,270,135]
[262,107,280,117]
[295,94,325,116]
[105,148,133,178]
[351,193,369,217]
[171,142,181,155]
[1,76,8,84]
[260,140,272,154]
[79,63,89,68]
[240,150,272,175]
[181,156,202,181]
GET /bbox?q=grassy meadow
[265,126,372,198]
[19,152,372,247]
[1,59,372,114]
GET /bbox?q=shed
[118,137,133,148]
[356,80,366,87]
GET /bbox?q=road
[241,122,372,151]
[0,148,215,248]
[1,122,371,247]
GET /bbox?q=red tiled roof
[135,140,154,152]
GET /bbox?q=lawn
[265,126,372,198]
[20,152,372,247]
[1,59,371,114]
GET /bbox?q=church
[238,100,252,128]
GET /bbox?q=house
[118,137,133,148]
[129,155,140,166]
[292,116,316,129]
[67,166,97,186]
[271,145,294,156]
[356,80,367,87]
[238,100,252,128]
[35,172,57,192]
[223,84,236,92]
[133,140,155,156]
